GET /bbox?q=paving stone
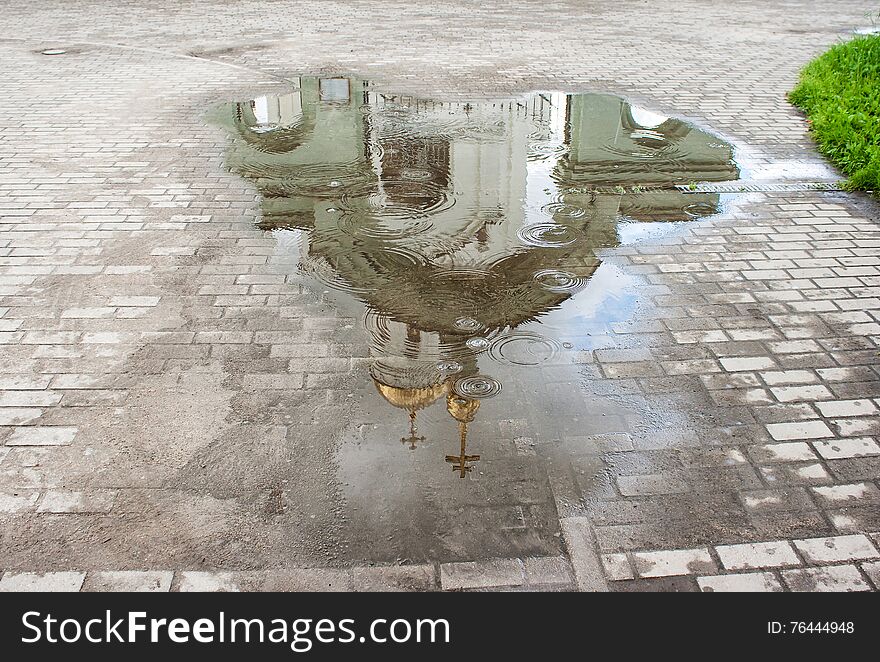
[110,296,160,307]
[828,510,880,534]
[616,473,690,497]
[85,571,173,592]
[771,385,833,402]
[766,421,833,441]
[242,374,304,390]
[782,565,872,592]
[353,565,436,592]
[0,572,85,592]
[698,572,784,592]
[811,482,880,505]
[816,399,878,418]
[760,462,832,486]
[440,559,524,591]
[5,427,77,446]
[0,391,61,407]
[749,442,817,464]
[792,534,879,564]
[0,376,51,390]
[0,491,40,513]
[177,572,241,592]
[739,487,816,513]
[761,370,818,386]
[523,556,575,586]
[609,576,699,592]
[260,569,354,591]
[61,307,116,319]
[560,517,608,591]
[0,408,43,425]
[861,561,880,590]
[813,437,880,460]
[700,373,762,390]
[716,541,801,570]
[600,553,634,581]
[38,490,116,513]
[631,548,716,578]
[721,357,777,372]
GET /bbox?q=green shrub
[789,34,880,192]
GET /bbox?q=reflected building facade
[217,77,739,475]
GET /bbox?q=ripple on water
[683,202,719,218]
[599,129,683,160]
[370,108,507,143]
[453,317,484,332]
[337,213,436,241]
[452,119,509,142]
[517,223,580,248]
[397,167,436,182]
[298,257,374,297]
[364,307,394,349]
[532,268,588,293]
[369,358,446,389]
[452,375,503,399]
[334,180,456,240]
[488,332,561,366]
[541,200,588,220]
[465,337,490,351]
[436,360,463,375]
[307,246,426,296]
[239,161,376,198]
[528,141,569,161]
[437,333,498,360]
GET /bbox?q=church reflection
[218,77,739,476]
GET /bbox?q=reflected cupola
[445,393,481,477]
[369,359,449,449]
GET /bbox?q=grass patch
[788,34,880,192]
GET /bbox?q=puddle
[216,76,741,468]
[213,78,741,561]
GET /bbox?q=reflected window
[628,105,669,129]
[319,78,351,103]
[245,92,303,133]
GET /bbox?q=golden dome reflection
[373,380,448,414]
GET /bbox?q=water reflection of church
[218,77,739,476]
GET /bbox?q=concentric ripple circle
[532,268,587,293]
[517,223,580,248]
[465,337,490,351]
[436,360,463,375]
[541,200,587,220]
[334,180,456,239]
[488,332,561,366]
[453,317,484,332]
[528,142,569,161]
[397,167,435,182]
[452,375,503,399]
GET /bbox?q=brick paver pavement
[1,0,879,591]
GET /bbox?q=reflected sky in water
[216,77,739,478]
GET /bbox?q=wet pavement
[0,1,879,591]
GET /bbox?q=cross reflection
[445,420,480,478]
[401,411,425,450]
